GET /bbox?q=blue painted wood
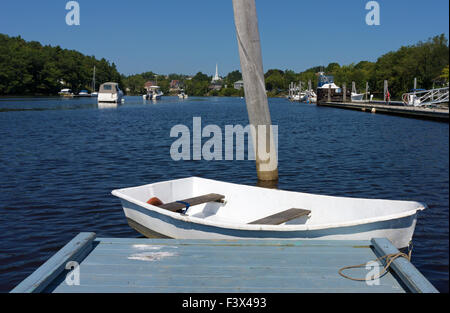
[371,238,439,293]
[48,238,402,293]
[95,238,372,247]
[10,232,96,293]
[12,234,436,293]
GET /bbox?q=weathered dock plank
[372,238,438,293]
[11,233,438,293]
[10,232,96,293]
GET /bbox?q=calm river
[0,96,448,292]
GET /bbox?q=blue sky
[0,0,448,76]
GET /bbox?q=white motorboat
[351,92,365,101]
[112,177,426,248]
[178,90,189,99]
[58,89,74,98]
[98,82,124,103]
[143,86,164,100]
[77,90,91,97]
[305,90,317,103]
[351,82,365,101]
[290,92,307,102]
[317,72,341,93]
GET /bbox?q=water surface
[0,96,448,292]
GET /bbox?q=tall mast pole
[93,65,96,92]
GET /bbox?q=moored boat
[98,82,124,103]
[91,66,98,97]
[317,72,341,92]
[58,89,74,98]
[306,90,317,103]
[112,177,426,248]
[143,86,164,100]
[178,89,189,99]
[351,92,365,101]
[78,90,91,97]
[351,82,365,101]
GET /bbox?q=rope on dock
[338,243,413,282]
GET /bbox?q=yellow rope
[338,244,413,282]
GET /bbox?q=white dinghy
[112,177,426,248]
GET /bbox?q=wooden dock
[318,101,449,122]
[11,233,438,293]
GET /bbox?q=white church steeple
[212,63,220,82]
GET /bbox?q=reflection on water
[0,96,448,292]
[98,102,119,109]
[256,179,279,189]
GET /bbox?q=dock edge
[371,238,439,293]
[10,232,96,293]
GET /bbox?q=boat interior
[114,177,425,227]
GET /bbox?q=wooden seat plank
[158,193,225,212]
[248,208,311,225]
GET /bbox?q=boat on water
[351,82,365,101]
[291,93,302,101]
[98,82,124,103]
[77,90,91,97]
[112,7,426,250]
[91,66,98,97]
[317,72,341,92]
[58,89,74,98]
[178,89,188,99]
[112,177,426,248]
[305,90,317,103]
[143,86,164,100]
[351,92,365,101]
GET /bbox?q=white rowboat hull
[112,177,425,248]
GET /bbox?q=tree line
[0,33,448,99]
[0,34,122,95]
[264,34,449,99]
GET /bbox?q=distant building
[234,80,244,90]
[144,81,156,91]
[209,64,223,91]
[170,80,181,89]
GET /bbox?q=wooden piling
[366,82,369,102]
[343,83,347,102]
[232,0,278,182]
[384,80,388,102]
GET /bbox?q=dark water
[0,96,448,292]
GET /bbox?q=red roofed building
[144,81,156,91]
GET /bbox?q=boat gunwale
[111,177,427,232]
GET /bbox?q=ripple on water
[0,96,448,292]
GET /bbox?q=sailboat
[91,66,98,97]
[112,0,425,249]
